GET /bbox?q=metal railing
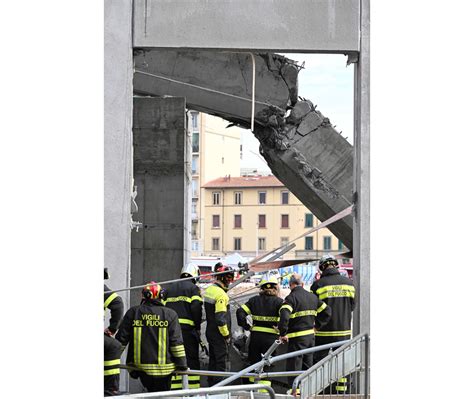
[292,334,370,398]
[214,339,349,387]
[119,384,276,399]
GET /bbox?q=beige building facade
[190,111,241,255]
[202,175,345,259]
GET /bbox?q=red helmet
[142,281,162,300]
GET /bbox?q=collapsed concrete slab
[254,100,353,250]
[133,49,299,125]
[133,50,353,250]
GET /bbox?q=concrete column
[353,0,370,337]
[104,0,133,391]
[131,97,191,307]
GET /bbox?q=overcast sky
[240,53,354,174]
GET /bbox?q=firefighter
[236,275,283,388]
[165,263,203,390]
[115,282,188,392]
[104,268,124,396]
[311,254,356,394]
[277,273,332,388]
[203,264,235,386]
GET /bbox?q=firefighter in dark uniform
[236,275,283,388]
[311,255,356,394]
[104,268,124,396]
[165,263,203,390]
[115,282,188,392]
[278,273,332,389]
[203,264,235,386]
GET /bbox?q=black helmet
[214,262,224,272]
[318,254,338,271]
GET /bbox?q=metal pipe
[117,366,304,378]
[259,339,281,369]
[119,384,276,399]
[104,268,244,294]
[214,339,281,387]
[214,340,347,387]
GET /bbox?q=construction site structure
[105,0,369,394]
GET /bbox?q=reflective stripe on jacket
[310,268,356,337]
[115,300,187,376]
[236,293,283,335]
[165,279,202,329]
[278,286,332,338]
[104,284,124,333]
[204,283,231,337]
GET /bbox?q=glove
[243,323,251,331]
[175,365,188,372]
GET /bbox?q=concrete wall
[131,97,190,306]
[104,0,133,391]
[133,0,360,52]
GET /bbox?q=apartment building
[202,175,345,259]
[189,111,241,255]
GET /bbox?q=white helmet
[181,262,200,278]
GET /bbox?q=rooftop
[202,175,285,188]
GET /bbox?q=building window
[258,214,266,228]
[234,238,242,251]
[212,215,220,228]
[191,223,197,239]
[305,236,314,250]
[213,192,220,205]
[191,202,197,214]
[305,213,314,228]
[338,239,344,251]
[234,214,242,228]
[191,112,198,130]
[212,238,220,251]
[192,132,199,153]
[281,237,289,246]
[281,214,289,228]
[191,155,199,174]
[258,191,266,205]
[258,237,266,251]
[192,180,198,198]
[323,236,332,250]
[234,191,242,205]
[281,191,289,204]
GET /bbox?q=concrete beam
[134,49,299,125]
[133,0,360,53]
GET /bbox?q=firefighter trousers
[104,334,122,396]
[286,334,315,387]
[314,335,351,394]
[246,331,277,388]
[206,329,229,386]
[171,328,201,389]
[138,373,172,392]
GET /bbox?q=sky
[240,53,354,174]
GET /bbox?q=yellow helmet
[259,275,279,289]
